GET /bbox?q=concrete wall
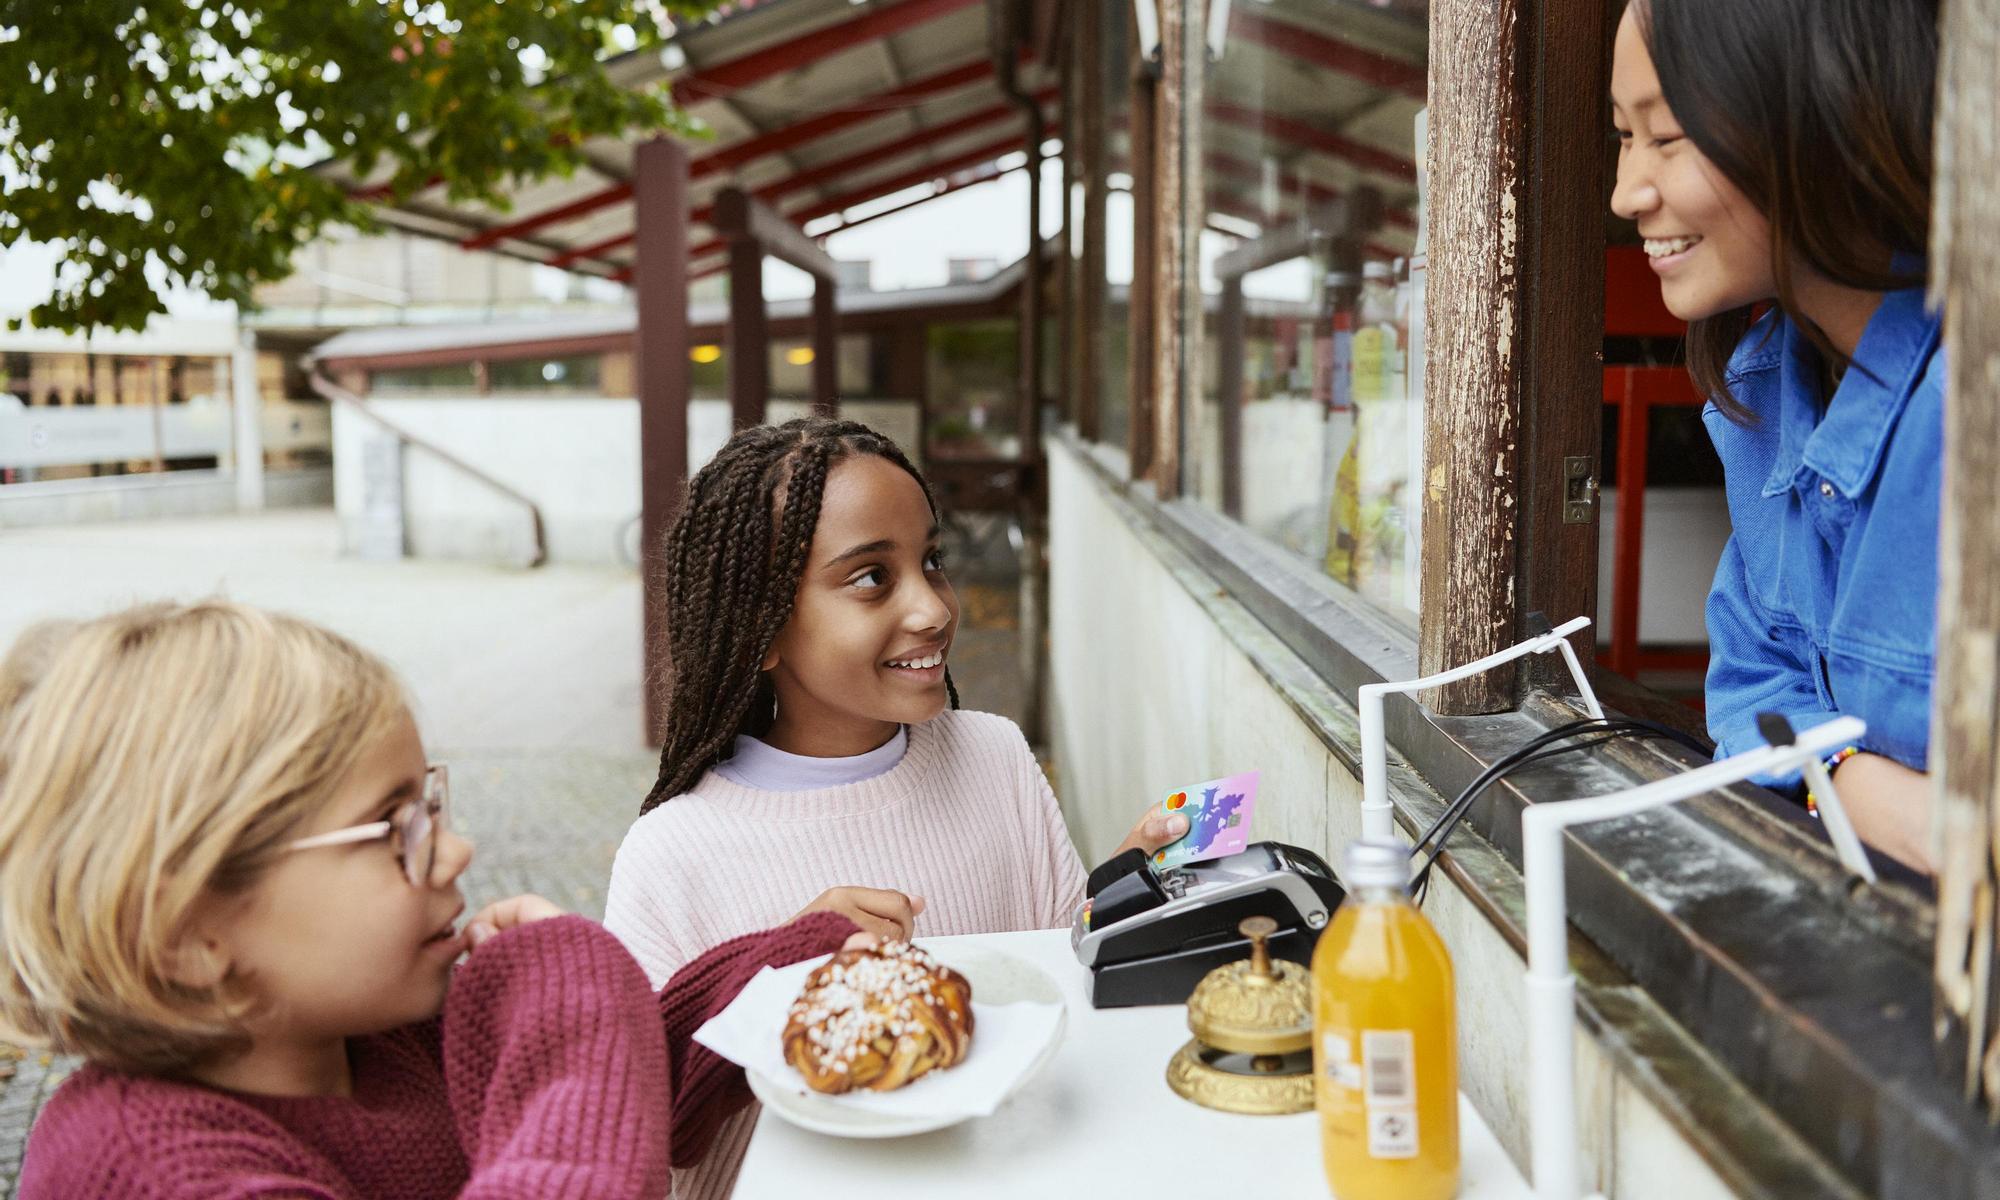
[329,396,923,566]
[0,467,331,528]
[1045,437,1739,1200]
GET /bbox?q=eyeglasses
[285,765,450,887]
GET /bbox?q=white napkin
[694,953,1065,1119]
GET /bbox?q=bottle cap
[1342,840,1411,890]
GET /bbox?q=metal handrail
[307,372,547,568]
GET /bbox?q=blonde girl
[1,601,861,1199]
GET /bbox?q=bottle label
[1320,1032,1363,1090]
[1361,1029,1419,1159]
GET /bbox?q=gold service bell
[1165,915,1315,1114]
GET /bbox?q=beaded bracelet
[1805,745,1862,818]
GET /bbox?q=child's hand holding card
[1151,770,1259,868]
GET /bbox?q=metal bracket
[1563,455,1597,524]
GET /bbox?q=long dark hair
[1636,0,1937,422]
[641,418,959,813]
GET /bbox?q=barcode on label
[1362,1030,1415,1105]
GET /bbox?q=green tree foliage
[0,0,717,331]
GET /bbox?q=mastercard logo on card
[1166,792,1188,810]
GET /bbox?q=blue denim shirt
[1703,286,1943,772]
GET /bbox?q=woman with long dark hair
[1610,0,1943,871]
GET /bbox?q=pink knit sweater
[603,708,1089,1199]
[18,912,857,1199]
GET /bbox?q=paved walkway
[0,509,1025,1194]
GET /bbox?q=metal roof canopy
[325,0,1048,282]
[322,0,1429,281]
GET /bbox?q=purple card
[1151,770,1259,868]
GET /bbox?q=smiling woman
[1609,0,1943,871]
[1612,0,1936,421]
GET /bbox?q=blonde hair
[0,600,407,1074]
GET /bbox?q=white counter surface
[734,927,1532,1199]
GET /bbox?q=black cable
[1411,720,1631,903]
[1412,718,1711,900]
[1408,718,1711,904]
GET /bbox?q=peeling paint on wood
[1420,0,1529,712]
[1150,0,1191,499]
[1930,0,2000,1111]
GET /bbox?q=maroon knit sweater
[18,911,855,1199]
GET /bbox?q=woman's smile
[1643,233,1702,273]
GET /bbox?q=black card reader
[1070,841,1346,1008]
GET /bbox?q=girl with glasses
[0,600,869,1198]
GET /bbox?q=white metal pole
[1521,715,1866,1199]
[1359,687,1392,842]
[1523,802,1579,1200]
[1799,755,1877,882]
[1553,637,1604,721]
[1355,615,1596,845]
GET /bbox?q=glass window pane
[372,362,477,394]
[689,339,726,400]
[927,320,1021,460]
[487,354,603,393]
[1189,1,1428,624]
[768,335,876,401]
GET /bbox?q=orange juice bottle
[1311,841,1459,1200]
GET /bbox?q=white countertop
[733,928,1531,1199]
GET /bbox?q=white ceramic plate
[746,942,1068,1139]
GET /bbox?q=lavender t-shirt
[713,727,908,792]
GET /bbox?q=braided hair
[642,417,960,814]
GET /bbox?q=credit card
[1152,770,1259,868]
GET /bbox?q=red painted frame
[670,0,982,105]
[1206,101,1418,183]
[1228,9,1426,101]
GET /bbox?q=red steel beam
[608,139,1028,284]
[475,55,1004,255]
[791,132,1024,225]
[1207,101,1417,183]
[463,183,635,251]
[370,3,990,225]
[547,93,1049,269]
[1231,9,1426,101]
[754,89,1054,204]
[691,57,1000,179]
[548,231,641,271]
[350,176,428,202]
[671,0,981,105]
[1206,198,1405,263]
[1206,150,1417,231]
[808,161,1022,238]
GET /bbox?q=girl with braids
[1611,0,1941,871]
[604,417,1186,1200]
